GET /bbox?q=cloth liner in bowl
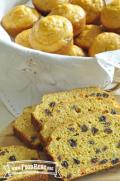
[0,0,120,116]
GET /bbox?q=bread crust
[31,114,42,132]
[7,174,48,181]
[13,126,41,149]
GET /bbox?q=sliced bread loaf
[42,87,114,104]
[32,87,115,131]
[47,114,120,180]
[32,87,114,131]
[39,97,120,144]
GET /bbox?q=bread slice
[0,146,48,181]
[0,146,39,178]
[7,173,47,181]
[13,107,42,149]
[32,87,114,131]
[42,87,114,104]
[38,97,120,144]
[47,114,120,180]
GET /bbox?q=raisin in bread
[0,146,39,178]
[47,114,120,180]
[38,97,120,144]
[13,106,42,149]
[32,87,114,130]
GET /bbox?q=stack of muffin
[1,0,120,57]
[9,87,120,180]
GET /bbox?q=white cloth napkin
[0,0,120,116]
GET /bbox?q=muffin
[71,0,104,24]
[1,5,40,37]
[101,1,120,33]
[32,0,70,15]
[75,25,102,49]
[110,0,120,5]
[15,29,31,48]
[57,45,85,56]
[89,32,120,56]
[50,4,86,36]
[29,15,73,53]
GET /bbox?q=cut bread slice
[38,97,120,144]
[47,114,120,180]
[0,146,39,178]
[13,106,42,149]
[32,87,114,131]
[42,87,114,104]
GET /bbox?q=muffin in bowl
[101,1,120,33]
[32,0,70,15]
[56,45,85,56]
[1,5,40,37]
[71,0,104,24]
[29,15,73,53]
[89,32,120,56]
[50,3,86,37]
[75,25,102,49]
[15,29,32,48]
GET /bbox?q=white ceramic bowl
[0,0,118,115]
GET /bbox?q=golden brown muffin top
[71,0,104,23]
[2,5,40,29]
[57,45,85,56]
[29,15,73,52]
[15,29,32,48]
[89,32,120,56]
[32,0,70,13]
[101,2,120,29]
[50,3,86,36]
[50,3,86,25]
[75,25,102,49]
